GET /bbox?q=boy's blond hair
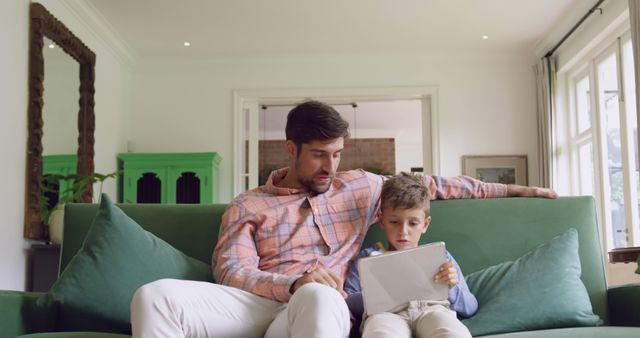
[380,172,430,215]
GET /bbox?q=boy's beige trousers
[362,300,472,338]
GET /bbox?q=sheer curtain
[534,57,555,188]
[630,0,640,160]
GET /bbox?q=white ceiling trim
[533,0,611,58]
[61,0,137,66]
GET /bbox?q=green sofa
[2,197,640,337]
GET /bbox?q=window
[571,71,596,197]
[565,35,639,249]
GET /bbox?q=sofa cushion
[38,194,213,333]
[462,228,601,336]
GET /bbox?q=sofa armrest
[608,283,640,326]
[0,290,57,338]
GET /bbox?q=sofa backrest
[63,196,608,323]
[362,196,608,323]
[62,203,227,271]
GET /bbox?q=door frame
[232,86,440,196]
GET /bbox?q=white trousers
[361,300,471,338]
[131,279,350,338]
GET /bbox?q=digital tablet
[358,241,449,315]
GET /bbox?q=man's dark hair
[285,101,350,150]
[381,172,431,215]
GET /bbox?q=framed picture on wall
[462,155,528,185]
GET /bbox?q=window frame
[563,32,639,250]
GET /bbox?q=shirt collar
[264,167,307,195]
[263,167,339,197]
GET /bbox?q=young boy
[344,172,477,338]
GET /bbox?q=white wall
[0,0,131,290]
[130,51,540,202]
[0,0,29,291]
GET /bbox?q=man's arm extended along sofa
[1,196,639,337]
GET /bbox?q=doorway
[257,100,424,185]
[232,87,440,195]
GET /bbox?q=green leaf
[39,171,119,224]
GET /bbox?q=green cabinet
[118,152,221,204]
[42,154,78,207]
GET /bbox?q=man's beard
[294,155,336,194]
[299,174,333,194]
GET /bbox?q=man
[131,100,557,338]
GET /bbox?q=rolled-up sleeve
[213,204,299,303]
[423,175,507,200]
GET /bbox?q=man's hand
[290,267,347,297]
[507,185,558,198]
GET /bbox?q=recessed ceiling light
[48,44,55,48]
[183,42,191,47]
[482,35,489,40]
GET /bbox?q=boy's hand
[291,267,347,298]
[434,261,458,288]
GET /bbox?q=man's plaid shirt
[213,168,507,303]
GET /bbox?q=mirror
[25,3,96,240]
[42,37,80,156]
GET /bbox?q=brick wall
[259,138,395,184]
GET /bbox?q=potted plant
[40,171,118,244]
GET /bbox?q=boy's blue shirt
[344,245,478,318]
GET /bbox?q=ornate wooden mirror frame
[25,3,96,240]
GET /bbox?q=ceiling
[84,0,593,61]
